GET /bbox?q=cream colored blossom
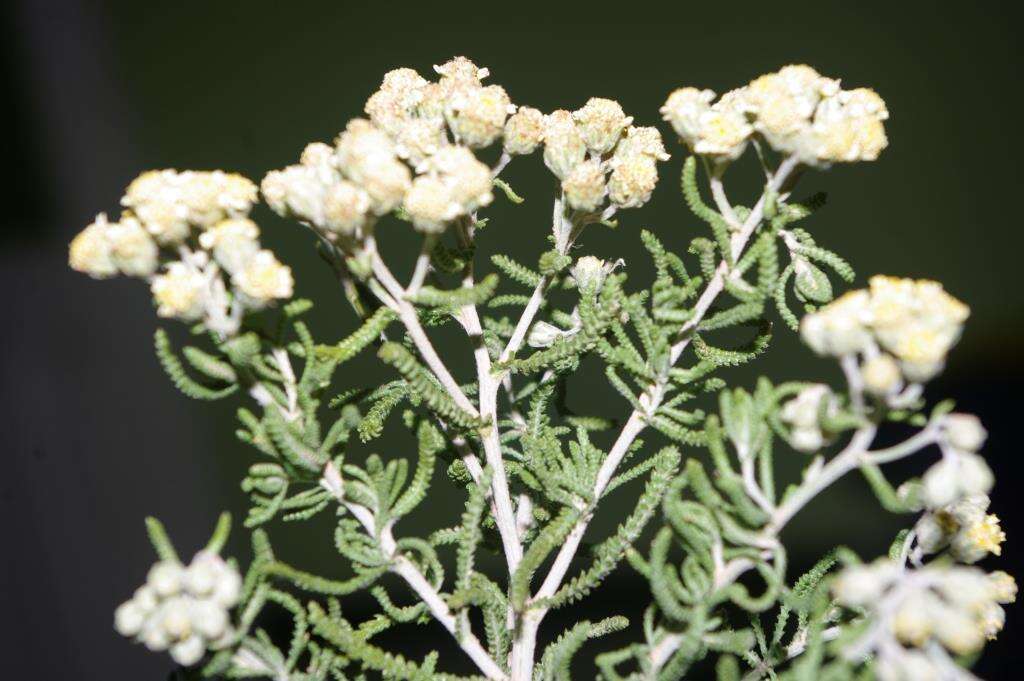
[988,571,1018,604]
[122,169,257,242]
[403,176,460,233]
[693,92,753,160]
[447,84,515,148]
[612,126,671,163]
[542,110,586,179]
[234,250,294,307]
[800,289,873,356]
[151,262,206,320]
[608,155,658,209]
[419,146,493,214]
[364,68,428,136]
[803,87,889,164]
[952,513,1005,563]
[661,87,715,145]
[573,98,632,155]
[562,160,606,212]
[868,275,969,381]
[861,353,902,395]
[503,106,545,155]
[261,166,331,226]
[434,56,489,91]
[69,214,118,278]
[393,117,446,165]
[322,181,371,235]
[108,215,159,277]
[198,218,260,275]
[745,64,839,154]
[334,119,412,214]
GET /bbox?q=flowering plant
[70,58,1011,680]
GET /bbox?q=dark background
[2,1,1022,678]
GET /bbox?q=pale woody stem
[331,481,508,681]
[366,235,523,575]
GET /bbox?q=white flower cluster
[69,171,293,336]
[263,57,507,237]
[801,275,970,383]
[661,64,888,166]
[833,559,1015,678]
[543,102,670,212]
[778,384,837,452]
[114,552,242,667]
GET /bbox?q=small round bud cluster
[661,65,888,167]
[778,384,836,452]
[915,494,1004,563]
[833,559,1015,673]
[335,119,413,215]
[800,276,969,383]
[542,100,669,212]
[261,142,373,238]
[114,552,242,667]
[405,146,494,232]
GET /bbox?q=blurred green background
[3,0,1022,677]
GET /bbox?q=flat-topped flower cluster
[261,57,670,244]
[69,170,293,336]
[801,275,970,383]
[661,64,888,166]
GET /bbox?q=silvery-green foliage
[69,58,1011,680]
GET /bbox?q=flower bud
[527,321,570,348]
[198,218,260,275]
[503,106,544,155]
[170,634,205,666]
[959,453,994,497]
[69,214,118,279]
[861,354,902,395]
[608,155,658,209]
[234,250,294,309]
[114,600,147,637]
[944,413,987,452]
[570,256,609,293]
[403,176,460,234]
[542,110,586,179]
[562,160,607,212]
[147,561,184,598]
[913,512,952,554]
[572,98,632,155]
[108,216,159,277]
[988,571,1018,604]
[921,459,959,509]
[447,85,515,148]
[151,263,207,321]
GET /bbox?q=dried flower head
[233,250,294,308]
[151,262,207,321]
